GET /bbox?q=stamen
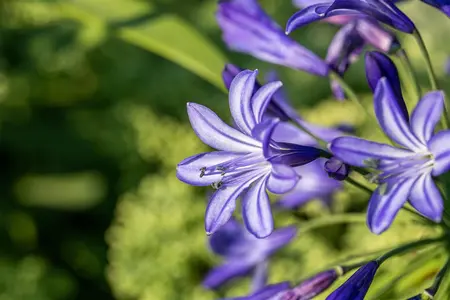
[211,181,223,190]
[199,167,206,178]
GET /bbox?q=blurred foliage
[1,0,450,299]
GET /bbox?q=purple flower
[177,70,323,237]
[326,261,378,300]
[217,0,329,76]
[330,77,450,234]
[324,157,349,181]
[421,0,450,17]
[204,219,296,290]
[286,0,416,34]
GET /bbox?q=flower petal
[410,91,445,144]
[271,122,317,146]
[429,130,450,176]
[229,70,258,133]
[177,152,242,186]
[408,174,443,222]
[264,225,297,255]
[374,78,424,150]
[187,102,260,152]
[218,0,329,76]
[286,3,335,34]
[202,261,253,289]
[267,164,299,194]
[326,0,415,33]
[330,136,413,167]
[208,218,247,257]
[205,174,260,235]
[365,52,406,119]
[367,178,416,234]
[356,19,397,52]
[252,81,283,123]
[242,176,274,238]
[251,262,268,292]
[252,118,280,158]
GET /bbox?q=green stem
[413,30,438,90]
[413,29,450,129]
[345,176,373,195]
[396,49,421,101]
[376,236,444,264]
[329,71,368,115]
[297,213,367,233]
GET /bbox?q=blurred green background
[1,0,450,299]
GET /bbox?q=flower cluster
[177,0,450,298]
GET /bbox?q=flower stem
[297,213,367,233]
[329,71,368,116]
[413,29,450,129]
[376,236,444,264]
[396,49,421,101]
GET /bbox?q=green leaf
[13,0,228,90]
[435,265,450,300]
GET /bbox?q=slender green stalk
[297,213,367,233]
[345,175,373,195]
[413,29,450,129]
[396,49,421,100]
[329,71,368,116]
[376,236,444,264]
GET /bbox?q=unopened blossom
[286,0,415,34]
[203,219,296,290]
[177,70,322,237]
[326,261,378,299]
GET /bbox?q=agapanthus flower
[203,219,296,290]
[330,76,450,234]
[217,0,329,76]
[326,261,378,299]
[222,65,344,210]
[177,69,323,237]
[286,0,415,34]
[420,0,450,17]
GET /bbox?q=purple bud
[326,261,379,300]
[283,268,343,300]
[324,157,350,181]
[365,51,408,120]
[420,0,450,18]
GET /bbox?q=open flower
[203,219,296,290]
[177,70,322,237]
[217,0,329,76]
[330,77,450,234]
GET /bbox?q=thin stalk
[329,71,368,116]
[413,29,450,129]
[396,49,421,100]
[345,175,373,195]
[297,213,367,233]
[376,236,444,264]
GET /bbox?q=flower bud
[325,157,349,181]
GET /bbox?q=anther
[199,167,206,178]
